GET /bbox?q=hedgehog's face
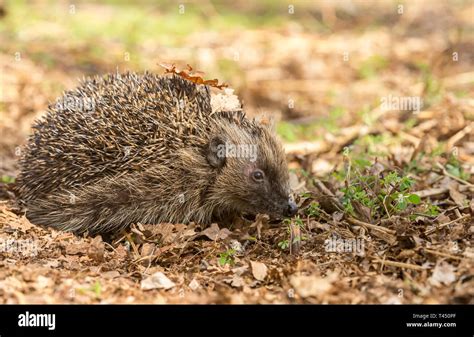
[237,159,298,219]
[207,128,297,220]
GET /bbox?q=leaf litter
[0,1,472,304]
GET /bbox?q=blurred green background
[0,0,472,146]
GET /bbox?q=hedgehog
[15,72,297,234]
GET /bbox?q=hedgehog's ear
[207,136,226,169]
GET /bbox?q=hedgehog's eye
[251,169,265,182]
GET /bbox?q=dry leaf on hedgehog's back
[159,63,227,89]
[211,88,242,113]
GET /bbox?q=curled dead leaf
[158,62,227,89]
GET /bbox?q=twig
[103,241,118,253]
[346,217,396,235]
[382,182,401,219]
[436,162,474,187]
[125,233,140,258]
[424,214,470,235]
[378,255,386,273]
[373,259,426,270]
[443,71,474,88]
[413,187,448,198]
[382,194,391,218]
[447,123,473,150]
[419,248,462,260]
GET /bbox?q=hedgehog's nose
[285,199,298,217]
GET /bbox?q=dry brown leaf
[87,236,105,262]
[289,274,334,299]
[250,261,268,281]
[188,279,200,291]
[158,63,228,89]
[429,261,457,286]
[201,223,231,241]
[65,243,88,255]
[448,185,467,207]
[141,272,176,291]
[102,271,120,279]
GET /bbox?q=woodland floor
[0,1,473,304]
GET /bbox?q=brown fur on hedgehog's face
[206,123,297,220]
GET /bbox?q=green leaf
[353,158,372,169]
[278,240,289,250]
[397,199,408,210]
[219,256,227,266]
[1,175,15,183]
[407,194,421,204]
[400,176,414,191]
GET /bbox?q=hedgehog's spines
[16,72,291,234]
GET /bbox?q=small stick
[413,186,471,198]
[125,233,140,258]
[379,255,386,273]
[413,187,448,198]
[289,222,301,255]
[436,162,474,187]
[424,214,470,235]
[419,248,462,260]
[373,259,425,270]
[446,123,473,150]
[346,217,396,235]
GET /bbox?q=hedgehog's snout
[284,198,298,217]
[261,193,298,220]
